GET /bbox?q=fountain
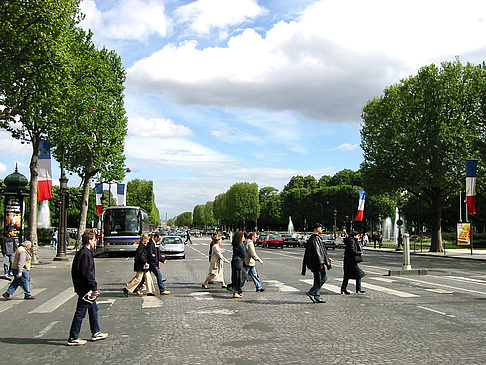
[288,216,294,234]
[382,217,393,241]
[37,200,51,228]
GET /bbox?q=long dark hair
[232,230,245,246]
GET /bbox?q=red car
[263,234,284,249]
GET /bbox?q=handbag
[354,254,363,263]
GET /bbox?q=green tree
[126,179,159,224]
[0,0,81,262]
[213,193,228,227]
[361,61,484,252]
[175,212,192,227]
[204,201,217,226]
[329,169,361,187]
[192,205,205,226]
[225,182,260,228]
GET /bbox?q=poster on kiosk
[457,223,471,246]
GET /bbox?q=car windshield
[281,234,291,238]
[270,235,281,239]
[162,237,183,245]
[104,208,140,235]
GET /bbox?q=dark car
[322,234,338,250]
[256,234,268,247]
[263,234,284,249]
[281,234,299,247]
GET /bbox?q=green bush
[37,228,52,246]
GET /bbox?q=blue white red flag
[116,184,126,206]
[95,184,104,216]
[37,140,52,201]
[466,159,478,215]
[354,189,366,221]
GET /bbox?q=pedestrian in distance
[301,223,334,303]
[51,228,58,250]
[243,231,265,292]
[340,231,366,294]
[185,230,193,244]
[2,240,35,300]
[67,231,108,346]
[134,232,170,296]
[122,234,155,297]
[2,228,18,280]
[227,230,247,298]
[202,232,229,289]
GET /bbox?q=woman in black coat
[340,231,365,294]
[122,234,155,296]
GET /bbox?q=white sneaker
[67,338,87,346]
[91,332,108,341]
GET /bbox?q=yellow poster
[457,223,471,246]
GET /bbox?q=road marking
[35,321,59,338]
[142,296,164,308]
[30,288,76,314]
[360,282,419,298]
[300,279,342,294]
[424,288,454,294]
[97,299,116,306]
[399,277,486,296]
[189,292,213,300]
[0,288,46,313]
[188,308,234,315]
[369,277,396,283]
[264,280,299,292]
[440,275,486,285]
[417,305,456,318]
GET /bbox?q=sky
[2,0,486,219]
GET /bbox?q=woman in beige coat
[202,233,229,289]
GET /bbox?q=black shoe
[2,292,11,300]
[256,288,266,292]
[341,289,350,295]
[147,293,156,296]
[163,279,167,282]
[226,284,233,292]
[356,290,366,294]
[314,298,326,303]
[306,292,316,303]
[122,288,129,297]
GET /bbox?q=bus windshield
[105,208,140,235]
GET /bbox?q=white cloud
[128,116,193,137]
[127,0,486,123]
[80,0,170,41]
[0,162,7,175]
[174,0,267,35]
[327,143,359,152]
[0,131,31,156]
[124,136,235,169]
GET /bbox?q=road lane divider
[30,287,76,314]
[0,288,46,313]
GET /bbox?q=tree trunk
[429,191,444,252]
[76,173,93,249]
[29,139,40,263]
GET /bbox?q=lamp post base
[53,254,69,261]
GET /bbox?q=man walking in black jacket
[302,223,333,303]
[67,231,108,346]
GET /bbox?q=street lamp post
[54,151,69,261]
[396,200,403,251]
[333,209,337,237]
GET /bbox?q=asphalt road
[1,238,486,364]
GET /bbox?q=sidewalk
[363,245,486,261]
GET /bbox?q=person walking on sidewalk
[202,233,229,289]
[67,231,108,346]
[340,231,366,295]
[243,232,265,292]
[122,234,155,297]
[301,223,333,303]
[227,230,247,298]
[51,229,58,250]
[2,228,18,280]
[3,240,35,300]
[135,232,170,296]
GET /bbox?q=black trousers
[231,260,247,294]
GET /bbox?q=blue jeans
[136,265,165,292]
[51,239,57,250]
[69,295,100,340]
[244,265,262,290]
[6,269,31,296]
[309,268,327,300]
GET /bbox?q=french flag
[95,184,104,216]
[354,189,366,221]
[466,159,478,215]
[116,183,126,206]
[37,140,52,201]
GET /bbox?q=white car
[159,236,185,259]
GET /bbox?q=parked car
[159,236,185,259]
[299,234,310,247]
[263,234,284,249]
[256,234,268,247]
[334,236,345,248]
[281,234,299,247]
[322,234,338,250]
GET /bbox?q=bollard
[403,233,412,270]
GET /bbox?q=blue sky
[2,0,486,218]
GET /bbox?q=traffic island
[387,268,428,276]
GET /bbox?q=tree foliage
[126,179,159,224]
[361,60,485,251]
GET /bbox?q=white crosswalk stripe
[142,295,165,308]
[30,287,76,314]
[300,279,342,294]
[360,282,418,298]
[189,292,213,301]
[0,288,46,313]
[264,280,299,292]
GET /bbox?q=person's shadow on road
[0,337,66,346]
